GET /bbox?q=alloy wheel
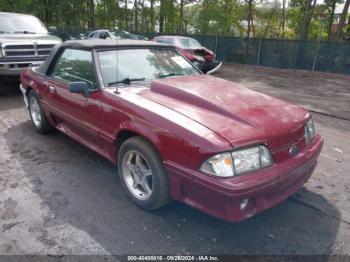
[122,150,154,201]
[29,96,41,128]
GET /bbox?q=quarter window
[51,49,98,89]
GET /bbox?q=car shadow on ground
[2,119,341,255]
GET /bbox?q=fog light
[240,199,250,211]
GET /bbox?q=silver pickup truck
[0,12,61,78]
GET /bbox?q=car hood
[182,47,215,62]
[138,75,309,151]
[0,34,62,43]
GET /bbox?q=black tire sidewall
[117,137,170,210]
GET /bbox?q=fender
[20,69,42,95]
[101,119,165,165]
[116,120,163,151]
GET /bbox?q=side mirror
[68,82,90,98]
[48,26,57,34]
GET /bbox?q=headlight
[194,55,205,62]
[200,152,234,177]
[200,145,273,177]
[192,61,201,68]
[305,118,316,144]
[232,146,272,175]
[0,45,3,58]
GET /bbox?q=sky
[335,3,347,13]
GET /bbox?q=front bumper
[0,60,44,76]
[20,84,29,108]
[198,61,223,74]
[165,135,323,222]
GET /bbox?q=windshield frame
[0,14,48,34]
[94,46,202,89]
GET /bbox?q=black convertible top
[36,39,171,75]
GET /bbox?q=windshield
[0,15,48,34]
[98,48,199,87]
[178,38,202,49]
[111,30,133,39]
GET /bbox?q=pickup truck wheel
[28,90,54,134]
[118,137,171,210]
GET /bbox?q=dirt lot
[0,64,349,256]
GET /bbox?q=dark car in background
[57,32,87,41]
[88,29,148,41]
[0,12,61,81]
[152,35,222,74]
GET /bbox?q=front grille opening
[37,44,55,49]
[4,44,55,58]
[6,51,36,56]
[5,45,34,50]
[38,50,51,56]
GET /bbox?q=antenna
[115,33,120,94]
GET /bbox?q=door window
[51,49,98,89]
[93,32,100,38]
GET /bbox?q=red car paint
[20,43,323,222]
[179,47,214,63]
[151,36,219,73]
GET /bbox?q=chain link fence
[177,35,350,75]
[55,28,350,75]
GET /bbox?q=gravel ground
[0,65,349,255]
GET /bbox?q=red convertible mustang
[20,40,323,222]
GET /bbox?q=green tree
[325,0,343,40]
[334,0,350,41]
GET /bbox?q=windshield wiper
[159,73,187,79]
[108,77,146,87]
[14,31,36,34]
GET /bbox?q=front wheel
[28,90,55,134]
[118,136,171,210]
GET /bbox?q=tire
[118,136,171,210]
[28,90,55,134]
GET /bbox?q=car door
[45,48,103,154]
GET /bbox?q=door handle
[48,85,56,94]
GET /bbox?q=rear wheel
[118,136,171,210]
[28,90,55,134]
